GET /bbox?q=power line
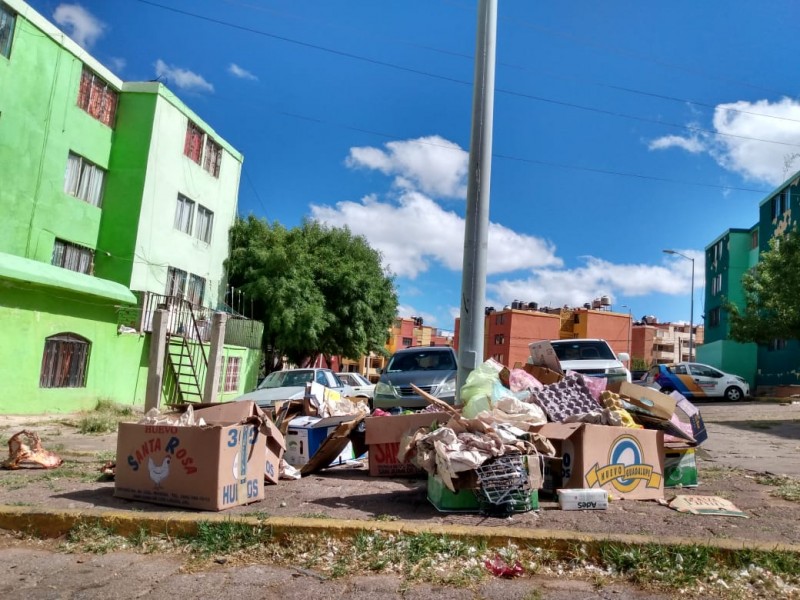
[132,0,800,152]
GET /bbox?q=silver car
[233,368,350,409]
[373,346,458,410]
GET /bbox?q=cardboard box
[284,414,364,475]
[364,412,451,476]
[114,402,270,511]
[663,446,698,488]
[427,471,540,513]
[522,363,564,386]
[536,423,664,500]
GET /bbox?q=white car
[642,362,750,401]
[336,372,375,400]
[548,338,631,384]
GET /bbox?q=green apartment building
[699,171,800,392]
[0,0,260,413]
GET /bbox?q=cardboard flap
[192,400,264,423]
[299,416,365,475]
[527,341,564,374]
[522,364,564,385]
[533,422,582,441]
[618,382,676,421]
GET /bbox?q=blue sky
[28,0,800,334]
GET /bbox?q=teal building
[699,172,800,392]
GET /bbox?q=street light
[663,249,695,362]
[621,304,632,365]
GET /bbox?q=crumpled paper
[138,404,207,427]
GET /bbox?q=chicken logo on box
[585,434,662,494]
[127,429,198,482]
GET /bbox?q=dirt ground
[1,401,799,547]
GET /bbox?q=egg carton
[529,375,599,423]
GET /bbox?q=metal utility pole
[456,0,498,401]
[663,249,695,362]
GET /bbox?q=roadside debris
[2,430,64,470]
[484,554,524,578]
[664,495,749,518]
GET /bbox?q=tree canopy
[727,226,800,344]
[226,216,398,369]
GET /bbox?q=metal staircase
[164,298,209,404]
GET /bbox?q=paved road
[690,399,800,476]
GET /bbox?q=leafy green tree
[226,216,398,370]
[726,226,800,344]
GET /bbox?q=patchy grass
[297,512,332,520]
[59,399,138,435]
[54,523,800,597]
[698,466,742,482]
[371,514,399,522]
[0,459,106,491]
[754,474,800,502]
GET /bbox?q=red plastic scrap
[484,554,524,578]
[1,430,64,470]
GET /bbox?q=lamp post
[621,304,632,365]
[663,249,695,362]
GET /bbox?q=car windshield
[387,351,456,373]
[552,341,616,361]
[257,369,314,390]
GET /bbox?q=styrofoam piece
[557,488,609,510]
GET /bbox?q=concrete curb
[3,506,800,559]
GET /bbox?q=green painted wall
[0,9,117,264]
[0,281,149,414]
[696,339,757,389]
[94,93,157,286]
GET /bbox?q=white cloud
[108,57,126,73]
[346,136,469,199]
[310,190,561,279]
[154,59,214,93]
[228,63,258,81]
[648,133,705,153]
[53,4,105,49]
[649,97,800,185]
[487,253,704,311]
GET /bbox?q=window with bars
[203,137,222,177]
[187,274,206,306]
[40,333,90,388]
[174,194,195,234]
[195,205,214,243]
[52,239,94,274]
[0,2,15,58]
[77,68,118,127]
[166,266,188,297]
[64,152,105,207]
[184,121,203,163]
[224,357,241,392]
[709,307,720,328]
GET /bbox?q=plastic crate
[475,455,537,516]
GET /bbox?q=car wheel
[724,386,744,402]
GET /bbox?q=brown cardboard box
[365,412,451,476]
[617,382,676,421]
[536,422,664,500]
[527,340,564,373]
[114,402,273,510]
[522,364,564,385]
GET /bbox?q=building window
[494,334,504,345]
[77,68,118,127]
[52,239,94,274]
[751,229,759,249]
[195,205,214,243]
[184,120,222,177]
[166,267,187,297]
[709,307,720,328]
[772,191,788,220]
[0,2,16,58]
[495,314,505,325]
[187,274,206,306]
[174,194,195,234]
[402,337,412,347]
[184,121,203,163]
[224,357,241,392]
[40,333,90,388]
[63,152,105,207]
[203,137,222,177]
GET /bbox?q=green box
[427,474,539,513]
[664,448,698,488]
